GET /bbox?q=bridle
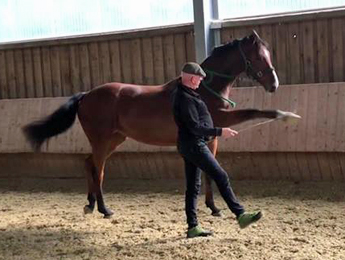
[238,41,275,80]
[202,40,275,108]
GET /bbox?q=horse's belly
[118,114,178,146]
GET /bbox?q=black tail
[23,92,86,151]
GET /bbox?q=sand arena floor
[0,178,345,260]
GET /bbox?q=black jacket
[172,82,222,144]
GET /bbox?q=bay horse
[23,30,282,218]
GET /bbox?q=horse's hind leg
[84,155,96,214]
[205,138,222,216]
[84,133,126,218]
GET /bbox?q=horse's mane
[211,35,269,57]
[211,39,240,57]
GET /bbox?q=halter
[202,41,275,108]
[238,41,275,81]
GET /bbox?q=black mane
[211,39,241,57]
[211,35,269,57]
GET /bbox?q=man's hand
[221,128,238,138]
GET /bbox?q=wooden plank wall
[1,152,344,181]
[0,11,345,99]
[1,82,344,154]
[1,83,345,181]
[221,15,345,87]
[0,26,195,99]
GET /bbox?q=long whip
[236,118,278,133]
[235,111,301,133]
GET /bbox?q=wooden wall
[1,152,344,181]
[0,25,195,99]
[1,9,345,181]
[0,9,345,99]
[1,82,344,154]
[1,85,345,181]
[220,10,345,87]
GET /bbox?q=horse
[23,30,282,218]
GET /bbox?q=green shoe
[187,226,213,238]
[237,211,262,229]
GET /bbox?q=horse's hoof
[211,211,222,217]
[84,205,94,214]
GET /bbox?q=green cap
[182,62,206,77]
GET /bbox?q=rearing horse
[24,30,282,218]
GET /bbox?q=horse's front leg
[205,138,222,216]
[214,109,283,127]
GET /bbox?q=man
[172,62,262,238]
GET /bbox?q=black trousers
[177,140,245,228]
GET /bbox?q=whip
[236,111,301,133]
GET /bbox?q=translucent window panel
[218,0,345,19]
[0,0,193,43]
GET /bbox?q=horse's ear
[249,30,261,44]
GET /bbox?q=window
[0,0,193,43]
[1,0,344,43]
[218,0,345,19]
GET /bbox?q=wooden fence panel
[99,41,111,84]
[0,12,344,100]
[119,40,132,83]
[88,42,101,87]
[174,34,187,76]
[300,21,315,83]
[23,49,35,98]
[131,38,143,84]
[142,38,155,85]
[69,45,81,94]
[152,36,165,84]
[32,47,44,97]
[0,50,8,98]
[331,17,344,82]
[316,19,330,83]
[185,31,195,62]
[109,40,122,83]
[50,46,62,97]
[163,35,176,81]
[79,44,91,92]
[275,23,288,84]
[14,49,26,98]
[59,45,72,96]
[6,50,17,98]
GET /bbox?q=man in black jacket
[172,62,262,238]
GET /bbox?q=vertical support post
[193,0,220,63]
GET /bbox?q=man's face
[190,75,204,89]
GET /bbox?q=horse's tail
[23,92,86,152]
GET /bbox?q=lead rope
[201,41,249,109]
[202,69,237,108]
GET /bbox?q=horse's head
[240,30,279,92]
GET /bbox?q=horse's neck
[202,62,242,94]
[198,76,238,110]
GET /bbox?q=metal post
[193,0,219,63]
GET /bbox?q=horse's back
[77,79,179,145]
[94,78,178,95]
